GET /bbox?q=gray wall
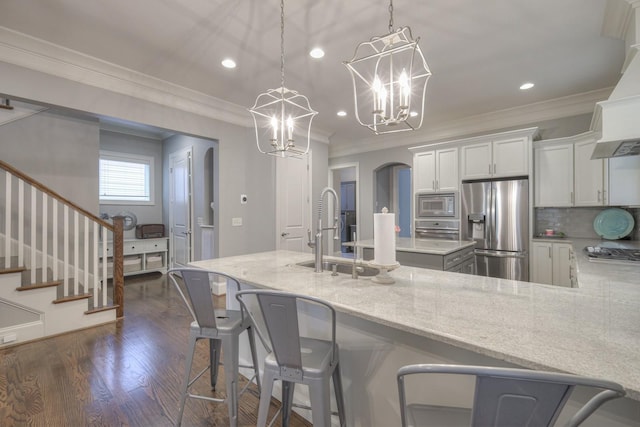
[0,109,100,212]
[99,130,164,240]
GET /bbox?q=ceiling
[0,0,627,152]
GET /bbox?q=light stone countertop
[343,237,476,255]
[191,248,640,401]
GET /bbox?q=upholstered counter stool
[397,364,625,427]
[236,289,346,427]
[168,268,261,427]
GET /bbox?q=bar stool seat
[236,289,347,427]
[169,268,261,427]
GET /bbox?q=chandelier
[249,0,317,158]
[344,0,431,135]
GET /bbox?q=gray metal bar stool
[236,289,347,427]
[397,364,626,427]
[168,268,261,427]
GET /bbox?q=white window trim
[99,150,155,206]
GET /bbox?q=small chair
[235,289,347,427]
[397,364,626,427]
[168,268,261,427]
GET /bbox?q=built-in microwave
[415,192,457,218]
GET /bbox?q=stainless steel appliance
[461,178,529,281]
[584,246,640,264]
[415,219,459,240]
[415,192,457,218]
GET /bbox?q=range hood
[592,3,640,159]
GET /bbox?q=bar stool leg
[247,326,261,392]
[176,332,197,426]
[257,368,276,427]
[332,362,347,427]
[282,381,296,426]
[309,376,332,427]
[210,339,222,390]
[222,334,240,427]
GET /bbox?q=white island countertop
[191,248,640,401]
[343,237,475,255]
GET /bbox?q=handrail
[0,159,112,230]
[0,159,124,318]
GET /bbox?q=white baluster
[30,185,36,283]
[18,179,24,267]
[84,216,89,298]
[93,221,99,306]
[4,172,11,268]
[102,226,108,305]
[52,199,58,281]
[42,193,48,282]
[74,210,79,295]
[63,205,69,296]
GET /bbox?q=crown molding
[602,0,634,40]
[329,87,612,158]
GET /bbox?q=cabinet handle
[603,189,607,204]
[493,163,496,174]
[432,180,435,190]
[548,247,552,258]
[597,190,601,202]
[436,180,439,190]
[488,164,491,174]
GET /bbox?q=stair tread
[0,266,27,275]
[16,280,63,291]
[85,304,119,315]
[53,293,92,304]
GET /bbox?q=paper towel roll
[373,208,396,266]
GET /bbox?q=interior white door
[169,148,192,266]
[276,153,310,252]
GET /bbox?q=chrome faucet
[312,187,340,272]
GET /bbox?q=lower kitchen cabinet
[531,241,575,287]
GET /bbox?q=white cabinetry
[534,143,574,207]
[534,133,608,207]
[413,147,458,192]
[102,237,169,277]
[609,155,640,206]
[531,241,575,287]
[461,136,529,180]
[574,140,607,206]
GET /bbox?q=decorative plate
[593,208,635,240]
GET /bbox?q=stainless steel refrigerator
[461,178,529,281]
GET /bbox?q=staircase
[0,160,124,347]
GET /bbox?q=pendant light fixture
[249,0,317,158]
[344,0,431,135]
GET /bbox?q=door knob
[281,232,290,237]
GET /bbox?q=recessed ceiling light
[409,111,419,117]
[309,48,325,59]
[520,82,534,90]
[221,58,236,69]
[337,111,347,117]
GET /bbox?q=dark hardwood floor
[0,273,312,426]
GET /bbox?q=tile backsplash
[535,207,640,240]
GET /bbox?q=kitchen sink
[296,260,380,277]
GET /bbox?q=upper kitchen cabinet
[534,142,574,207]
[411,147,458,193]
[574,139,607,206]
[460,129,536,180]
[534,133,610,207]
[609,155,640,206]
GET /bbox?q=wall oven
[415,192,457,219]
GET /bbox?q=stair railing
[0,160,124,317]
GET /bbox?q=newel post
[112,216,125,318]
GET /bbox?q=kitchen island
[343,237,476,272]
[191,250,640,426]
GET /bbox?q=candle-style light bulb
[372,76,383,113]
[399,69,410,108]
[287,115,294,141]
[379,85,387,118]
[270,116,278,141]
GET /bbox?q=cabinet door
[609,156,640,206]
[531,242,553,285]
[534,144,574,207]
[435,148,459,191]
[574,140,605,206]
[493,137,528,177]
[461,142,492,180]
[414,151,436,192]
[552,243,572,287]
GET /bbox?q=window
[99,151,154,205]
